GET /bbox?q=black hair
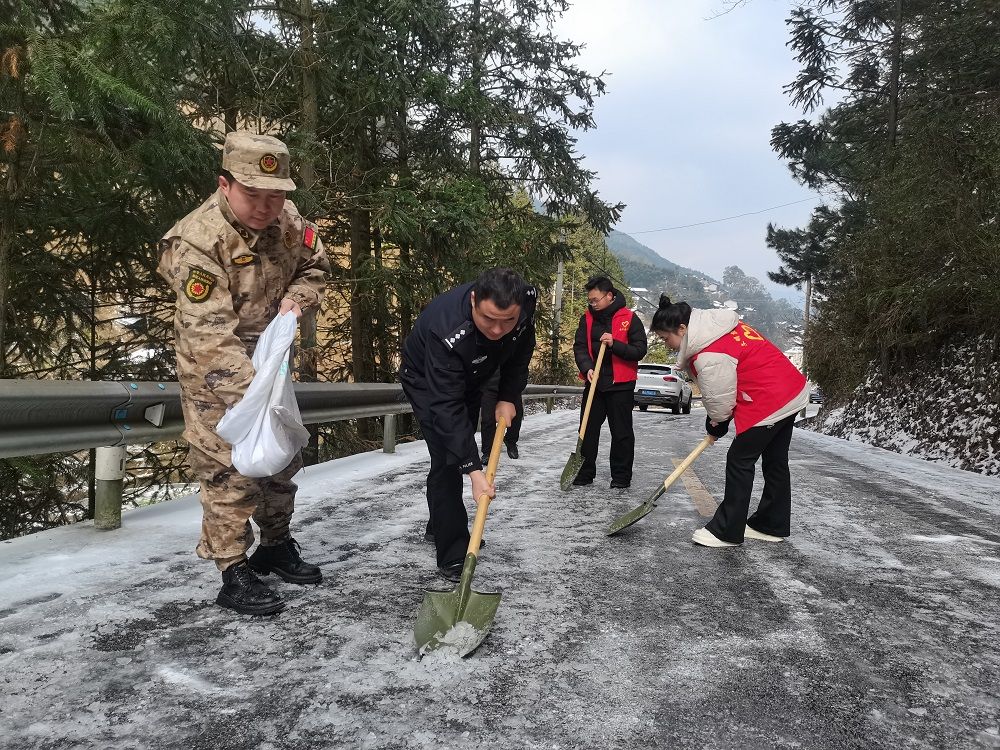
[651,294,692,333]
[219,169,235,184]
[472,267,527,310]
[584,275,613,294]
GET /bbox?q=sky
[554,0,823,302]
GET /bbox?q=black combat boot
[248,537,322,584]
[437,559,464,583]
[216,560,285,616]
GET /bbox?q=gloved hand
[705,415,731,439]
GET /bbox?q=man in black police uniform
[400,268,536,581]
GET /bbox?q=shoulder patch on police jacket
[523,284,538,325]
[184,267,216,303]
[302,221,319,251]
[441,321,473,350]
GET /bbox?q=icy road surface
[1,407,998,749]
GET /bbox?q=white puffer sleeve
[694,351,738,422]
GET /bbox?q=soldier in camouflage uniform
[158,131,330,615]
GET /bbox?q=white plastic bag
[215,313,310,477]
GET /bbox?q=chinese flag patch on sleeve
[302,223,319,251]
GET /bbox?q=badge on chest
[232,253,257,266]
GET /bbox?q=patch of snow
[419,621,485,659]
[806,334,1000,476]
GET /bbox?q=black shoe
[610,480,631,489]
[216,560,285,616]
[572,476,593,486]
[506,444,519,459]
[248,537,322,584]
[437,560,464,583]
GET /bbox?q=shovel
[414,418,507,657]
[606,435,716,536]
[560,342,607,490]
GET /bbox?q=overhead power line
[620,197,818,235]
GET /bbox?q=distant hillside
[604,230,803,351]
[605,230,716,285]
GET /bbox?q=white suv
[633,363,693,414]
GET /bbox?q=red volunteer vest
[689,322,805,434]
[582,307,639,383]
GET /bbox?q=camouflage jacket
[158,190,329,460]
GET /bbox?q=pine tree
[769,0,1000,396]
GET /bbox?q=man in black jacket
[572,275,647,488]
[400,268,536,581]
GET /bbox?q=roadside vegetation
[765,0,999,402]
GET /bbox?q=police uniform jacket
[157,189,330,465]
[401,282,537,473]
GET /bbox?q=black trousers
[577,385,635,484]
[411,402,480,568]
[480,390,523,456]
[706,414,796,543]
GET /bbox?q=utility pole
[800,273,812,417]
[802,273,812,376]
[551,260,564,374]
[550,229,566,375]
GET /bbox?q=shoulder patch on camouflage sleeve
[184,267,216,303]
[302,221,319,251]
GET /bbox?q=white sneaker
[744,525,784,543]
[691,527,740,548]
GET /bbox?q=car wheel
[671,401,681,415]
[638,404,648,411]
[682,395,691,414]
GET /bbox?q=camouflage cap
[222,132,296,191]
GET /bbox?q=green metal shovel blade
[605,436,716,537]
[415,554,501,658]
[560,439,585,491]
[606,500,657,536]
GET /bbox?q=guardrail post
[546,397,554,414]
[383,414,396,454]
[94,445,126,530]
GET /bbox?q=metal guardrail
[0,380,583,459]
[0,379,583,529]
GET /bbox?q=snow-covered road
[1,406,998,749]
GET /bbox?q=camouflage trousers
[187,445,303,570]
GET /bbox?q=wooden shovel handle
[483,416,506,487]
[469,417,507,556]
[578,342,607,440]
[660,435,715,492]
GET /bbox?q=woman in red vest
[651,295,808,547]
[572,276,648,488]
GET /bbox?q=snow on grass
[805,334,1000,476]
